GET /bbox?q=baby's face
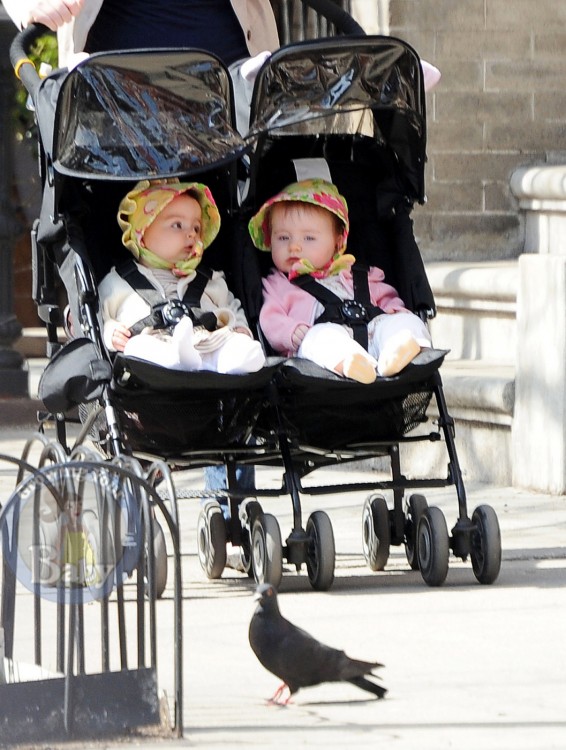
[142,194,202,264]
[269,203,342,274]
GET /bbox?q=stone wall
[385,0,566,261]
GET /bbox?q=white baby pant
[297,313,432,373]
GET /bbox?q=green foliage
[13,33,58,141]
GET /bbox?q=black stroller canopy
[51,49,248,180]
[249,36,427,203]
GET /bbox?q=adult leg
[203,463,255,572]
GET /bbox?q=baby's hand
[233,326,252,337]
[291,323,309,350]
[112,323,131,352]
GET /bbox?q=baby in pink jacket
[249,179,432,384]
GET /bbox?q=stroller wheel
[404,494,428,570]
[240,530,254,579]
[417,507,449,586]
[238,500,263,579]
[306,511,335,591]
[251,513,282,589]
[470,505,501,584]
[143,517,168,599]
[197,501,227,579]
[151,519,168,599]
[361,494,390,571]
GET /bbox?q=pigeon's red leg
[268,683,292,705]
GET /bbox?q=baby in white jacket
[99,178,265,374]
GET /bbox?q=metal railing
[271,0,353,44]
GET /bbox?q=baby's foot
[377,330,421,377]
[340,353,377,384]
[215,333,265,374]
[174,316,203,370]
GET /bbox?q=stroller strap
[116,259,218,335]
[291,265,383,350]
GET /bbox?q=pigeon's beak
[253,591,263,603]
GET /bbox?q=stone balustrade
[510,165,566,494]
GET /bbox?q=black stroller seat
[228,35,502,590]
[21,44,284,596]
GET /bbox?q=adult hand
[21,0,84,31]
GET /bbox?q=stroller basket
[270,350,446,449]
[110,356,281,458]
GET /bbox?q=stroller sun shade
[51,50,248,179]
[249,36,427,202]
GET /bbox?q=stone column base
[512,254,566,493]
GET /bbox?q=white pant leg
[124,331,184,369]
[298,322,377,372]
[201,332,265,374]
[173,317,203,370]
[368,312,432,360]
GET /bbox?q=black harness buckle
[340,299,369,322]
[158,300,190,327]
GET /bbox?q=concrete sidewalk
[163,474,566,750]
[0,357,565,749]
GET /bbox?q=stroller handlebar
[8,1,363,99]
[10,22,51,100]
[299,0,365,36]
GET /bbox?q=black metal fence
[271,0,353,44]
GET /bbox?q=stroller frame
[9,12,501,600]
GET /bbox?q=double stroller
[9,13,501,595]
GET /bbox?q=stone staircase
[403,163,566,495]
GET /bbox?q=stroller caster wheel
[362,494,390,571]
[147,517,168,599]
[251,513,283,589]
[470,504,501,584]
[239,499,263,579]
[404,494,428,570]
[238,506,263,579]
[306,510,335,591]
[417,506,449,586]
[197,501,227,579]
[240,532,254,578]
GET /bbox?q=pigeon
[249,583,387,704]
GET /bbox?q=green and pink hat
[249,178,350,255]
[118,178,221,275]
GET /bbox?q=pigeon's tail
[347,675,388,699]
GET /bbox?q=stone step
[426,260,518,364]
[383,359,515,486]
[13,327,66,360]
[438,359,514,426]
